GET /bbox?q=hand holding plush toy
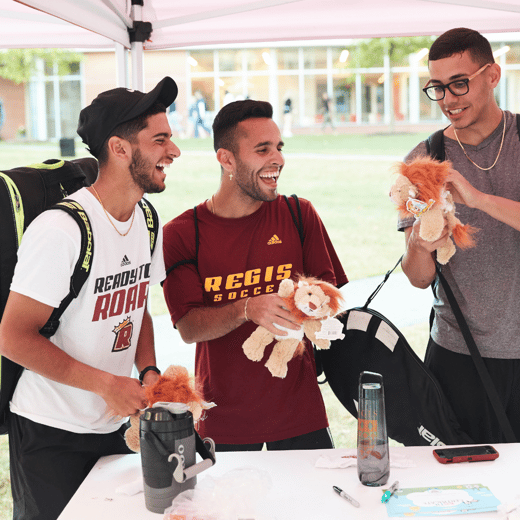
[242,275,345,379]
[390,156,477,264]
[124,365,215,452]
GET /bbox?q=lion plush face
[278,276,344,323]
[294,282,331,318]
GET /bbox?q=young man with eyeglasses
[399,27,520,444]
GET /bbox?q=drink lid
[362,383,381,390]
[152,402,190,414]
[360,382,383,400]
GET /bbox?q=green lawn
[0,131,434,519]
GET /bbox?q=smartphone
[433,445,499,464]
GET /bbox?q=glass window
[191,79,214,111]
[333,75,355,123]
[304,48,327,69]
[277,48,299,70]
[418,72,443,121]
[217,77,247,109]
[504,70,520,114]
[67,62,80,74]
[45,82,56,139]
[247,49,270,71]
[278,75,299,131]
[331,47,349,69]
[60,80,81,138]
[44,61,54,76]
[303,74,326,125]
[189,51,214,73]
[504,43,520,65]
[358,73,385,123]
[246,75,269,101]
[219,50,244,72]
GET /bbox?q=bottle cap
[152,402,190,414]
[361,382,382,400]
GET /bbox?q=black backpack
[0,158,159,434]
[320,258,474,446]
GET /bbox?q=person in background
[321,92,335,131]
[193,91,212,138]
[283,97,293,137]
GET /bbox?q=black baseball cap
[77,76,178,158]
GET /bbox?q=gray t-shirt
[399,110,520,358]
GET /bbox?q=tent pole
[130,0,146,91]
[131,42,144,91]
[116,43,129,88]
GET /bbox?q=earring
[229,172,233,181]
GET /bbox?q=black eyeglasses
[422,63,491,101]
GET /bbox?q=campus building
[1,35,520,142]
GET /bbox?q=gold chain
[453,111,506,171]
[90,185,135,237]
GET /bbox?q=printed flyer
[385,483,500,516]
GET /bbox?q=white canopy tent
[3,0,520,90]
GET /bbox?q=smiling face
[129,112,180,194]
[428,51,498,133]
[232,117,284,202]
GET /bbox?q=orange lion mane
[394,156,451,217]
[144,366,204,408]
[281,275,344,323]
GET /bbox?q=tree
[344,36,435,127]
[0,49,83,84]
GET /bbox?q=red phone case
[433,446,499,464]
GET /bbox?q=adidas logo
[121,255,131,267]
[267,234,282,245]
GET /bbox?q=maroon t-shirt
[163,196,347,444]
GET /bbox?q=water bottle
[140,403,216,514]
[357,371,390,486]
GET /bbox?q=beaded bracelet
[244,297,251,321]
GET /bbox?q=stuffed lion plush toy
[124,365,215,452]
[242,275,345,379]
[390,156,477,264]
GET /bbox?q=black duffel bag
[319,258,473,447]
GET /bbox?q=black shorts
[8,413,132,520]
[215,427,334,452]
[425,339,520,444]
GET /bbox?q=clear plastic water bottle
[357,371,390,486]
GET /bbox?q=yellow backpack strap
[0,172,24,248]
[137,198,159,257]
[39,200,93,338]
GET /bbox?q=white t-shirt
[9,188,165,434]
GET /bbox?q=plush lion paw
[124,414,142,452]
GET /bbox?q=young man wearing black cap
[0,77,180,519]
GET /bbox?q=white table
[58,444,518,519]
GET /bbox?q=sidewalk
[152,272,433,373]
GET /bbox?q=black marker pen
[333,485,360,508]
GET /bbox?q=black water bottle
[140,403,215,514]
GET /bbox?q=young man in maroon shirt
[163,100,347,451]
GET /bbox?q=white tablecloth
[58,444,519,519]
